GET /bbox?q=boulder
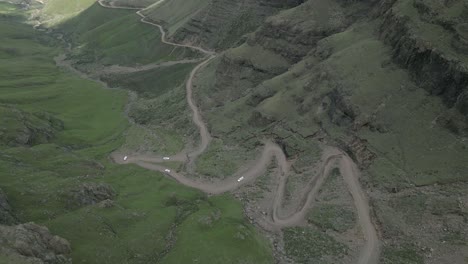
[0,222,71,264]
[67,183,116,208]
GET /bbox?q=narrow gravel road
[97,1,380,263]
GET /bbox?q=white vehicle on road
[237,176,244,182]
[123,156,128,161]
[164,169,171,173]
[163,157,170,160]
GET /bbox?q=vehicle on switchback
[164,169,171,173]
[163,157,170,160]
[237,176,244,182]
[123,156,128,161]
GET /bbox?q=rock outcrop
[380,0,468,118]
[0,223,71,264]
[0,188,17,226]
[66,183,116,208]
[0,105,64,147]
[250,0,348,64]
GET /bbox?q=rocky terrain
[141,0,305,50]
[0,105,63,147]
[0,189,71,264]
[381,0,468,133]
[66,182,116,208]
[0,223,71,264]
[0,188,17,226]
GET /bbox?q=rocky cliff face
[380,0,468,121]
[250,0,361,63]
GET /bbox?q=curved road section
[97,1,380,263]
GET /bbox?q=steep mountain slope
[140,0,305,50]
[57,3,200,67]
[189,0,468,262]
[381,0,468,129]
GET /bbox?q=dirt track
[97,1,380,263]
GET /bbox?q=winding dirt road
[96,1,380,263]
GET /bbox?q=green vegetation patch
[120,125,186,156]
[428,196,462,216]
[381,244,424,264]
[103,62,195,98]
[228,43,290,74]
[41,0,96,25]
[389,194,428,225]
[0,105,63,147]
[142,0,211,37]
[283,227,348,263]
[195,138,257,179]
[308,204,356,233]
[0,1,23,17]
[160,195,273,264]
[58,3,200,66]
[128,80,193,136]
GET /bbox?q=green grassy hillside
[141,0,301,50]
[57,3,200,66]
[40,0,96,25]
[141,0,211,36]
[0,3,273,263]
[102,62,197,155]
[110,0,160,8]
